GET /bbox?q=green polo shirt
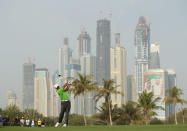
[57,88,69,100]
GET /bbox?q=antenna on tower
[109,11,112,47]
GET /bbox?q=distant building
[127,75,136,102]
[150,42,160,69]
[96,19,111,85]
[64,64,81,114]
[22,62,35,110]
[52,70,61,117]
[34,68,52,117]
[80,54,96,116]
[48,78,55,117]
[110,33,127,106]
[167,69,177,116]
[58,37,73,76]
[144,69,169,120]
[135,16,151,99]
[7,90,20,108]
[77,30,91,58]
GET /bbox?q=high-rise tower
[111,33,127,106]
[58,38,73,76]
[77,31,91,58]
[22,62,35,110]
[135,16,151,98]
[34,68,51,117]
[150,42,160,69]
[96,19,111,85]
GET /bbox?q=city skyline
[0,0,187,108]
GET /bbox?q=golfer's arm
[64,85,70,91]
[62,83,68,89]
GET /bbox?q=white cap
[54,84,59,89]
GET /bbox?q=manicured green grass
[1,125,187,131]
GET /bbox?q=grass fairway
[1,125,187,131]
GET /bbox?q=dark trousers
[58,100,71,125]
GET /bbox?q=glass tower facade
[22,62,35,110]
[135,16,150,97]
[77,31,91,58]
[96,19,111,85]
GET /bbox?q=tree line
[0,72,187,126]
[69,72,187,125]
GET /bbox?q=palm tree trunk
[145,115,147,125]
[182,115,184,124]
[144,113,148,125]
[174,102,178,125]
[108,96,113,126]
[82,93,87,126]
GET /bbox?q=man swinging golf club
[54,75,71,127]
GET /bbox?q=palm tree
[180,108,187,124]
[93,102,114,124]
[4,105,21,125]
[70,72,97,126]
[165,86,186,125]
[113,101,141,125]
[94,79,123,125]
[137,91,164,125]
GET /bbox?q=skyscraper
[135,16,151,98]
[22,62,35,110]
[96,19,111,85]
[77,30,91,58]
[110,33,127,106]
[80,54,96,116]
[167,69,176,116]
[34,68,51,117]
[127,75,136,102]
[150,42,160,69]
[58,37,73,76]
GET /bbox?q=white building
[7,90,20,108]
[110,33,127,106]
[34,68,52,117]
[58,37,73,76]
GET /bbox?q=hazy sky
[0,0,187,108]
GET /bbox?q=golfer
[55,80,71,127]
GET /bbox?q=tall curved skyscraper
[134,16,151,98]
